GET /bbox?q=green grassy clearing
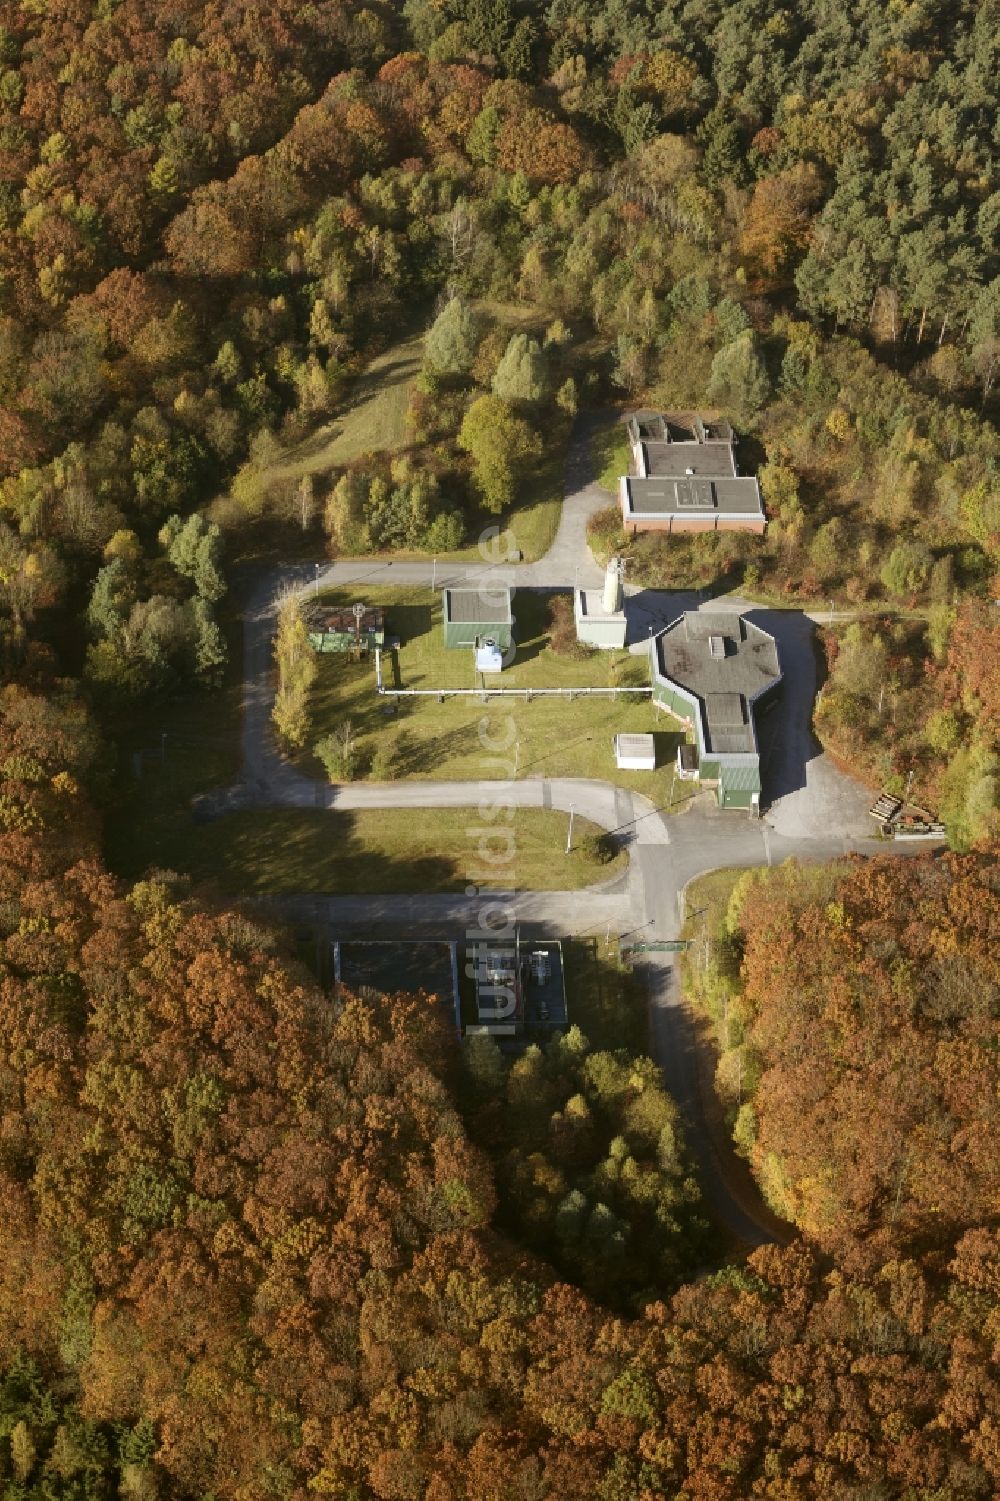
[680,868,747,940]
[214,308,569,565]
[563,938,648,1054]
[270,334,424,484]
[591,414,631,493]
[102,607,244,883]
[146,806,622,895]
[303,586,690,806]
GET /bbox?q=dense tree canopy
[0,2,998,1494]
[0,739,996,1496]
[705,853,1000,1250]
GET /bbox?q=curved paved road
[228,411,915,1249]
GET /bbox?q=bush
[578,831,616,866]
[880,539,933,598]
[548,593,592,658]
[315,721,358,782]
[369,735,397,780]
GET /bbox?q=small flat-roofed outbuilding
[442,585,514,650]
[614,732,656,770]
[574,587,627,649]
[651,611,781,811]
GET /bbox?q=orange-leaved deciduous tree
[495,108,592,184]
[0,686,997,1499]
[730,851,999,1247]
[740,161,823,285]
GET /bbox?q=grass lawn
[591,412,631,493]
[269,334,423,484]
[680,867,747,937]
[303,586,690,807]
[102,605,244,883]
[160,806,623,895]
[563,938,648,1054]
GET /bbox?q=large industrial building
[651,611,781,811]
[619,411,765,536]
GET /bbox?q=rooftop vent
[709,634,725,658]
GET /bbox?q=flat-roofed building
[574,556,627,649]
[442,585,514,650]
[651,611,781,811]
[614,732,656,770]
[619,410,765,535]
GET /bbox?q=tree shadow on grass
[510,588,560,667]
[188,808,461,896]
[390,719,486,776]
[384,601,432,646]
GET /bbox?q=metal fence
[373,647,652,699]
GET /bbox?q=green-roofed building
[651,611,781,812]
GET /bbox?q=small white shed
[614,733,656,771]
[475,637,504,673]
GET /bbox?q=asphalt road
[229,411,922,1249]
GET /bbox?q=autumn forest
[0,0,997,1496]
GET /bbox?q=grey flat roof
[655,613,780,755]
[643,441,738,478]
[444,586,512,623]
[625,475,763,517]
[616,733,655,754]
[576,588,624,621]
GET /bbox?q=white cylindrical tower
[603,557,625,613]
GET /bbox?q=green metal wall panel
[443,620,513,650]
[653,682,694,722]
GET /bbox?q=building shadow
[742,608,819,806]
[623,590,704,646]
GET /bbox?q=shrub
[547,593,595,659]
[315,721,358,781]
[578,830,616,866]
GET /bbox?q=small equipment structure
[309,601,385,654]
[575,557,627,649]
[467,933,566,1041]
[614,732,656,771]
[475,637,504,673]
[442,585,514,652]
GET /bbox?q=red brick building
[619,411,766,536]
